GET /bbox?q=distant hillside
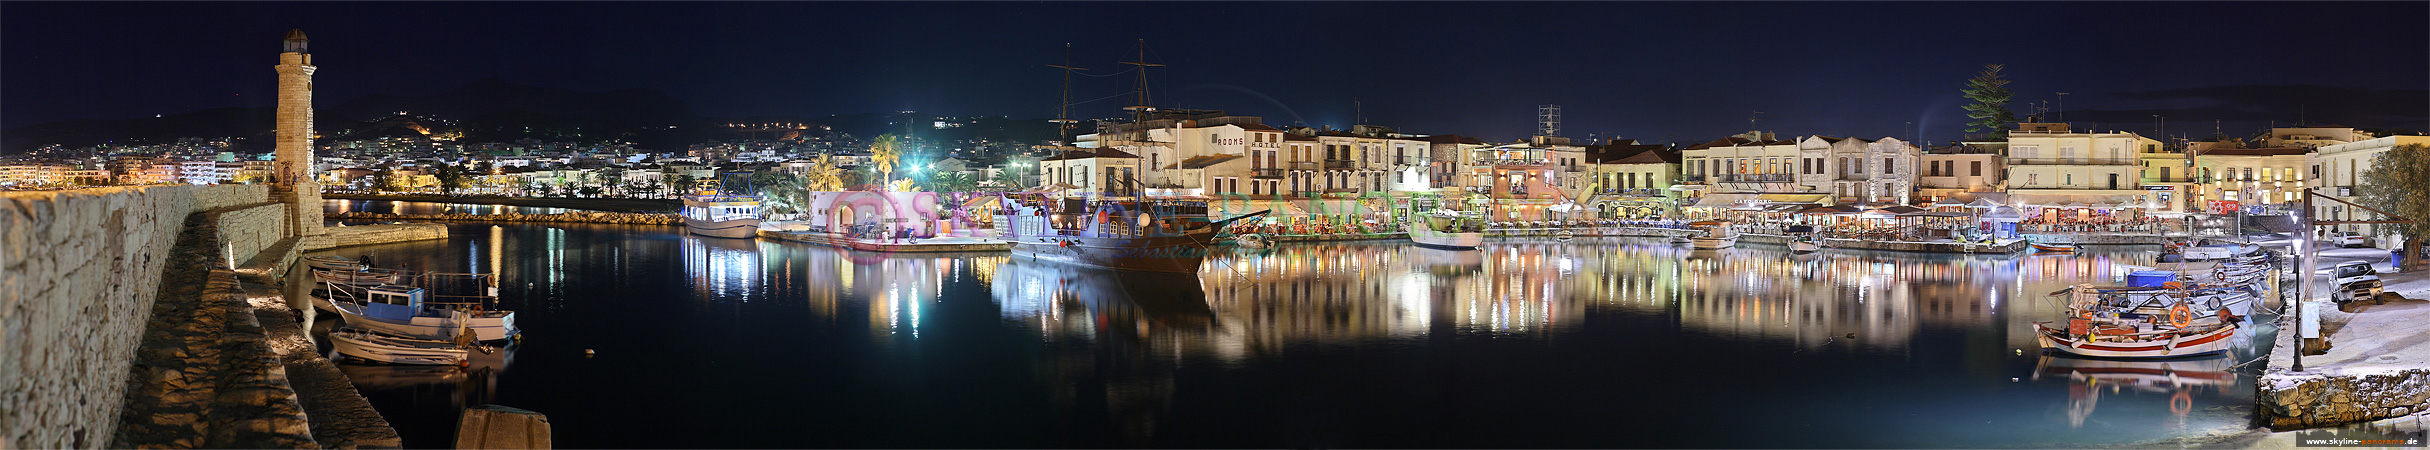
[2,79,1065,155]
[0,107,359,153]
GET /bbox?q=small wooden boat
[313,268,403,286]
[2033,243,2078,253]
[1790,239,1822,254]
[330,327,469,366]
[2034,320,2235,359]
[304,255,365,271]
[1233,233,1272,249]
[326,285,520,342]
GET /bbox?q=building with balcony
[2312,135,2430,235]
[2188,147,2312,214]
[1681,131,1822,213]
[2002,124,2159,215]
[1422,134,1488,190]
[2132,146,2192,213]
[1587,143,1681,219]
[1919,144,2006,203]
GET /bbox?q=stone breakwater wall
[2260,368,2430,429]
[298,223,451,252]
[0,185,274,449]
[2025,233,2172,245]
[330,211,680,225]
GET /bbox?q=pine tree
[1960,64,2018,139]
[2357,144,2430,270]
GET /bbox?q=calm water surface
[304,222,2278,448]
[327,199,604,215]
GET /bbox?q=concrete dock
[2257,249,2430,430]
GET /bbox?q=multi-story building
[1796,136,1920,206]
[1587,141,1681,219]
[2002,123,2159,216]
[1918,144,2005,202]
[2263,126,2372,149]
[2133,144,2192,213]
[2312,135,2430,236]
[2188,147,2312,213]
[1682,132,1817,214]
[1422,134,1488,191]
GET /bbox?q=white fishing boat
[313,267,403,286]
[330,327,469,366]
[325,284,519,342]
[681,188,762,239]
[1790,238,1822,254]
[1689,221,1736,250]
[1408,206,1486,251]
[1667,235,1692,245]
[304,255,365,271]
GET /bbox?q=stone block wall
[0,184,270,449]
[215,203,291,267]
[2260,368,2430,429]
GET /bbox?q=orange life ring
[2169,304,2194,328]
[2170,391,2193,416]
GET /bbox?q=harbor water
[307,218,2280,448]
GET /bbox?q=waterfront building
[1682,132,1818,217]
[1421,134,1488,193]
[2134,144,2193,214]
[2312,135,2430,235]
[1585,142,1681,219]
[2188,146,2312,214]
[1465,136,1574,222]
[1917,144,2005,202]
[2263,126,2371,149]
[2001,123,2159,219]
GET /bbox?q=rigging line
[1068,66,1139,78]
[1064,91,1134,107]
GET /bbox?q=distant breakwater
[329,211,681,225]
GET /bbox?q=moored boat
[2033,242,2078,252]
[324,284,520,342]
[304,255,366,271]
[2034,320,2235,359]
[1689,221,1736,249]
[330,327,470,366]
[994,193,1266,273]
[681,189,762,239]
[313,267,403,286]
[1408,206,1486,250]
[1790,238,1822,254]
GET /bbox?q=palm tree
[759,173,812,217]
[870,135,905,187]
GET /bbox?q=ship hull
[685,217,762,239]
[1006,232,1217,274]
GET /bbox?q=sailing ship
[681,179,762,239]
[996,194,1264,273]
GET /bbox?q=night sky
[5,1,2424,145]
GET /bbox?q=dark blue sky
[5,1,2424,144]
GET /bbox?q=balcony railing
[1396,156,1421,165]
[1564,165,1587,172]
[1250,168,1285,178]
[2007,158,2137,166]
[1289,161,1321,170]
[1324,159,1356,170]
[1596,188,1666,196]
[1679,175,1706,182]
[1488,159,1552,167]
[1717,174,1792,183]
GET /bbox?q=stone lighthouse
[275,29,324,237]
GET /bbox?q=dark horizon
[5,1,2424,145]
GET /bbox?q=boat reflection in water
[2034,354,2237,428]
[989,259,1211,443]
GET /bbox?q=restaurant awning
[1688,193,1760,208]
[1799,205,1865,215]
[1759,194,1830,203]
[1211,200,1308,217]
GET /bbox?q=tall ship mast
[994,40,1265,273]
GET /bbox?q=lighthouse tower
[275,29,324,237]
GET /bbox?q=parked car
[2331,232,2374,248]
[2332,260,2384,304]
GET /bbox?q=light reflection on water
[314,224,2271,448]
[325,199,600,216]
